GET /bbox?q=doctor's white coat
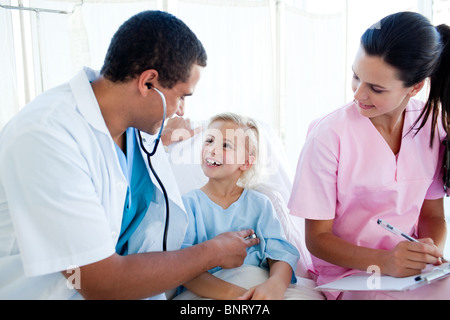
[0,68,188,299]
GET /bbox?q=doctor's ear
[138,69,158,95]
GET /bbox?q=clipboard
[316,263,450,292]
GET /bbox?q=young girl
[177,112,301,300]
[288,12,450,300]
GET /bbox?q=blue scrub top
[114,128,154,255]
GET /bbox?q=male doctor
[0,10,258,299]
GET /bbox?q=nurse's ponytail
[428,24,450,135]
[411,23,450,144]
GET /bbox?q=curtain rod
[0,0,83,14]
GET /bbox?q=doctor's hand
[161,117,202,146]
[211,229,259,270]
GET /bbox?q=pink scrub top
[288,99,446,299]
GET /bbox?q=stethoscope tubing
[137,87,170,251]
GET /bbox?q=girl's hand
[237,277,287,300]
[381,238,443,277]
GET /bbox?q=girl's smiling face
[201,120,253,181]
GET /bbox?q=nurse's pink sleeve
[288,128,339,220]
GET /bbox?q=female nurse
[288,12,450,300]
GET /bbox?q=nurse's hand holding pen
[380,238,444,278]
[377,219,446,278]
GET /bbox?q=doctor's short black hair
[100,10,207,88]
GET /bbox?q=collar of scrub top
[114,127,137,208]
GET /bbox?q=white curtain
[0,8,19,129]
[28,0,159,91]
[175,0,277,130]
[284,4,346,169]
[0,0,159,131]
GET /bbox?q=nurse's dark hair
[361,11,450,145]
[100,10,207,88]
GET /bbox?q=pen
[379,218,426,283]
[377,219,447,265]
[377,219,419,242]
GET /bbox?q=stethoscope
[137,84,170,252]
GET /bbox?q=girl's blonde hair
[208,112,261,189]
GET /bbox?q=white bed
[166,120,324,300]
